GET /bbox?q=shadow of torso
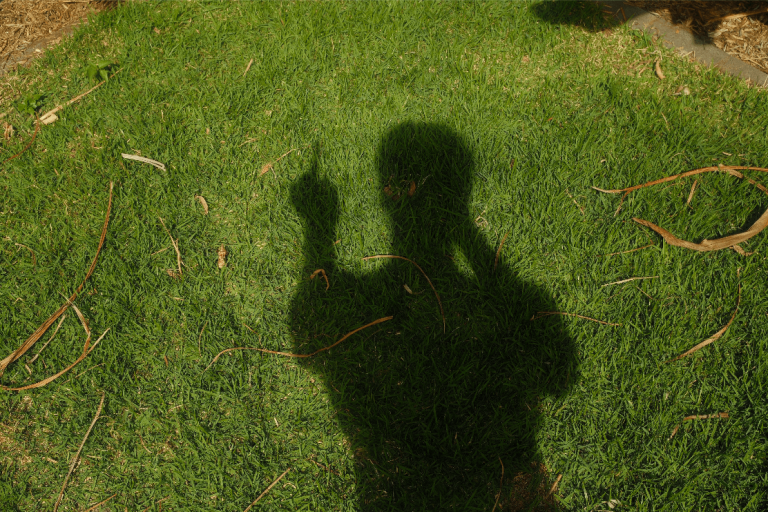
[289,122,576,510]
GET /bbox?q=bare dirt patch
[627,1,768,74]
[0,0,113,76]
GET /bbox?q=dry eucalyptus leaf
[195,195,209,214]
[403,284,413,294]
[41,113,58,125]
[655,59,665,80]
[594,165,768,252]
[122,154,166,171]
[259,162,273,177]
[408,181,416,196]
[217,245,227,269]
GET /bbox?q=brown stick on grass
[53,392,106,512]
[0,182,113,377]
[158,217,183,277]
[667,282,741,362]
[203,316,393,372]
[243,468,291,511]
[363,254,445,332]
[82,493,117,512]
[310,268,330,290]
[40,68,123,125]
[2,114,40,165]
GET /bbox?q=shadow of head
[530,1,610,32]
[289,121,577,510]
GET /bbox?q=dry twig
[27,314,67,365]
[565,188,585,215]
[668,282,741,362]
[547,474,563,497]
[602,276,658,287]
[684,412,729,421]
[53,392,106,512]
[243,58,254,77]
[363,255,445,332]
[82,493,117,512]
[203,316,393,372]
[310,268,330,290]
[243,468,291,511]
[40,68,123,125]
[2,114,39,165]
[158,217,182,277]
[258,146,307,177]
[686,179,698,205]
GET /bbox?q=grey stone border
[598,1,768,88]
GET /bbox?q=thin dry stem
[684,412,729,421]
[82,493,117,512]
[598,243,654,257]
[123,153,165,171]
[565,188,585,215]
[602,276,659,287]
[243,468,291,511]
[203,316,393,372]
[668,282,741,362]
[547,474,563,497]
[2,114,39,164]
[310,268,330,290]
[363,255,445,332]
[494,231,510,271]
[53,392,106,512]
[27,314,67,365]
[158,217,182,277]
[243,58,254,77]
[686,179,698,205]
[40,68,123,124]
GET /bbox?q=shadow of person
[289,122,577,510]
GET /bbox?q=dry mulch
[627,1,768,75]
[0,0,112,75]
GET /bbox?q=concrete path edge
[597,1,768,88]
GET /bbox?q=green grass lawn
[2,1,768,510]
